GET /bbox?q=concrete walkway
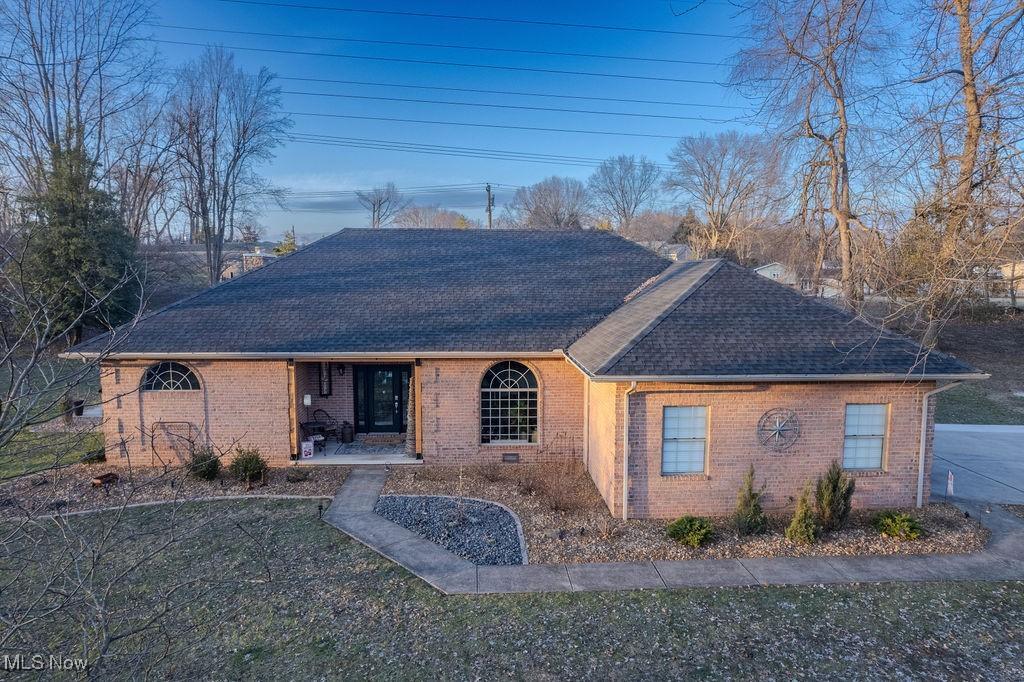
[324,468,1024,595]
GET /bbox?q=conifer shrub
[734,465,767,536]
[815,460,855,532]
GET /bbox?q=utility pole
[485,183,494,229]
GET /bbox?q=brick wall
[418,358,584,464]
[585,379,623,514]
[585,380,936,519]
[99,359,294,466]
[296,362,355,426]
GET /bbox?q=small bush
[476,462,505,483]
[81,449,107,465]
[666,515,714,548]
[786,484,819,545]
[874,511,924,540]
[285,468,310,483]
[229,447,268,485]
[734,465,767,536]
[815,460,855,532]
[188,446,221,481]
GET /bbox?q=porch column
[287,359,300,458]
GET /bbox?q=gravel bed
[383,466,989,565]
[373,495,525,566]
[0,463,349,517]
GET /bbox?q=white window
[843,404,888,469]
[662,406,707,474]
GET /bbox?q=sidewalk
[324,468,1024,595]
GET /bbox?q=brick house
[70,229,985,519]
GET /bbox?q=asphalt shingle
[75,228,670,355]
[568,259,978,378]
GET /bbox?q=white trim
[72,346,989,384]
[68,350,565,361]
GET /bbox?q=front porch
[297,437,421,466]
[291,360,421,465]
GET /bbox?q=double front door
[354,364,410,433]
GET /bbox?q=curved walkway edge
[323,468,1024,595]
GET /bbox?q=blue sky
[151,0,754,240]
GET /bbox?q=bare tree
[733,0,880,306]
[665,131,784,258]
[168,48,290,285]
[108,98,179,243]
[0,0,155,194]
[905,0,1024,344]
[501,176,592,229]
[393,204,478,229]
[587,155,662,233]
[356,183,410,229]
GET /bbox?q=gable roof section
[74,228,671,356]
[568,259,982,380]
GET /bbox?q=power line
[276,76,748,110]
[284,111,686,139]
[155,40,728,85]
[290,132,672,166]
[211,0,749,39]
[282,90,733,122]
[152,23,728,67]
[286,134,627,168]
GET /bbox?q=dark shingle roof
[76,228,671,355]
[568,259,980,379]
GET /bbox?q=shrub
[476,462,505,483]
[734,465,767,536]
[285,468,310,483]
[815,460,855,532]
[81,449,107,465]
[229,447,268,485]
[188,446,221,481]
[666,515,714,548]
[786,484,819,545]
[874,511,924,540]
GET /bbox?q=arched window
[141,362,200,391]
[481,361,538,444]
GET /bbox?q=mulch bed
[0,463,349,518]
[382,465,989,565]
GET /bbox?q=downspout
[622,381,638,520]
[917,381,963,508]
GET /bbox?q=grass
[936,315,1024,425]
[3,499,1022,679]
[935,383,1024,425]
[0,430,104,479]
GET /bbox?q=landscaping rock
[374,495,524,566]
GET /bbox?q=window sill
[481,442,538,447]
[660,472,709,480]
[843,468,887,478]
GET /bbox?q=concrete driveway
[931,424,1024,504]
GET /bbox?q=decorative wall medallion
[757,409,800,451]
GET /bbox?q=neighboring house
[70,229,985,519]
[753,262,799,286]
[634,241,691,261]
[222,248,279,279]
[998,259,1024,298]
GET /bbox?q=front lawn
[2,499,1021,679]
[0,430,104,480]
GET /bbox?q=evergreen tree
[20,148,138,345]
[273,227,297,255]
